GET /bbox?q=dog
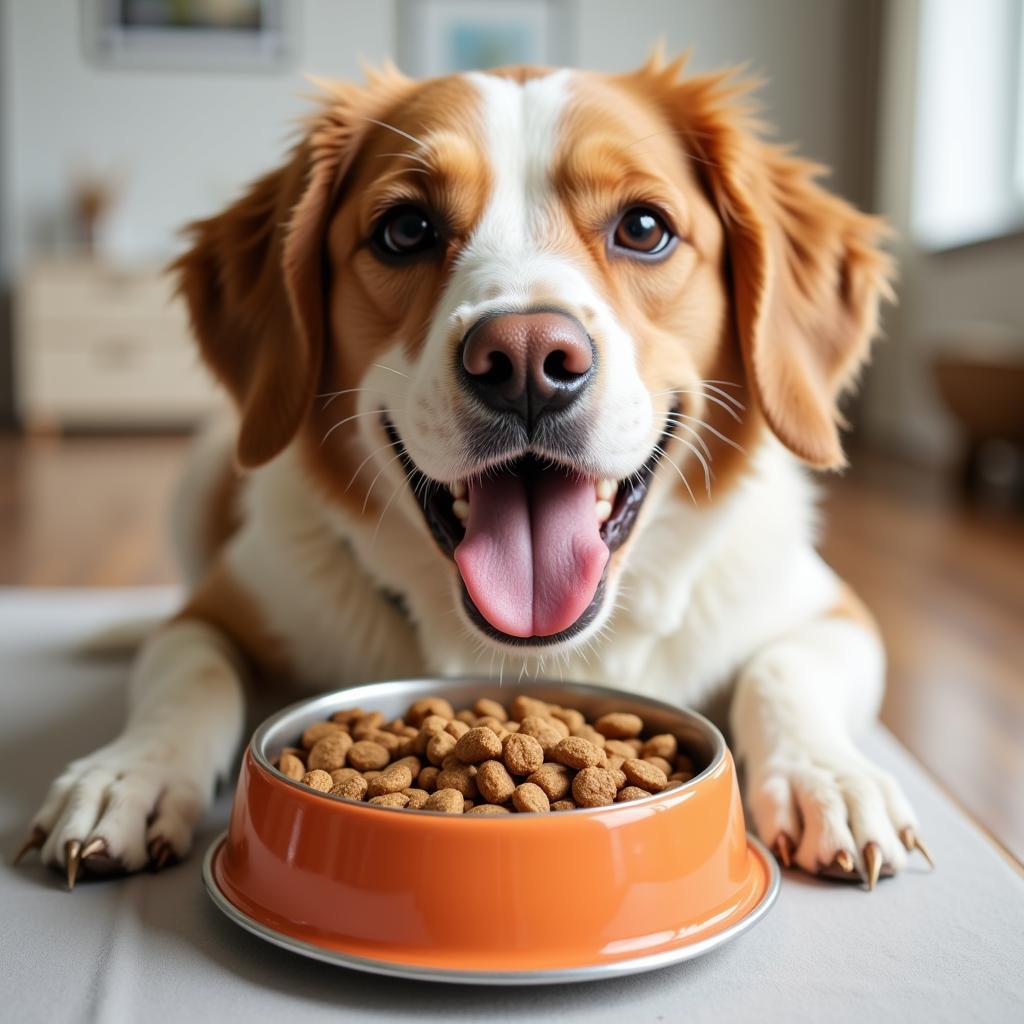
[20,52,930,888]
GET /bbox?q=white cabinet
[15,260,221,429]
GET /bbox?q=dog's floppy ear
[173,71,407,468]
[648,59,894,469]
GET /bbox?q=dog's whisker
[321,408,388,446]
[696,381,746,410]
[345,439,403,492]
[675,412,746,453]
[364,117,427,149]
[665,431,712,497]
[375,150,430,167]
[318,386,404,411]
[664,416,713,462]
[370,477,407,548]
[372,363,410,379]
[653,443,697,506]
[361,450,406,515]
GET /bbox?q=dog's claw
[863,841,882,891]
[80,837,107,861]
[773,833,794,869]
[13,826,46,865]
[900,827,935,869]
[65,840,83,891]
[836,849,855,874]
[148,837,175,871]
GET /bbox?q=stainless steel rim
[202,830,780,986]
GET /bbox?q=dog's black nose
[460,311,595,429]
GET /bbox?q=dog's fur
[29,54,919,883]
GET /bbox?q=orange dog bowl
[204,679,778,983]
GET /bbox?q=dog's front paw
[15,736,210,888]
[746,745,933,888]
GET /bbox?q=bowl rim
[250,676,727,820]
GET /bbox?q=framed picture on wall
[82,0,294,73]
[397,0,573,78]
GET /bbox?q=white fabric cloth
[1,587,1022,1023]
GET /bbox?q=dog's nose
[460,311,595,427]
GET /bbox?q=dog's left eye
[611,207,674,257]
[373,205,439,259]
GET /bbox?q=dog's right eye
[372,206,439,259]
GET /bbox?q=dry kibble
[402,788,430,809]
[623,758,669,793]
[550,707,585,731]
[467,803,510,815]
[301,769,333,792]
[425,788,465,813]
[307,731,353,771]
[509,695,552,722]
[527,763,572,801]
[675,753,695,775]
[369,793,409,808]
[476,760,516,804]
[362,770,384,781]
[604,739,637,759]
[391,755,422,777]
[570,724,606,748]
[670,770,695,783]
[426,731,458,766]
[331,707,364,725]
[502,733,545,775]
[606,754,626,771]
[512,782,550,813]
[352,711,385,737]
[278,752,305,781]
[455,726,503,764]
[366,764,414,797]
[330,767,361,785]
[572,766,618,807]
[436,764,479,799]
[301,721,345,749]
[455,708,478,725]
[616,786,650,803]
[347,740,390,772]
[417,766,441,791]
[473,698,508,722]
[551,736,604,770]
[594,712,644,739]
[407,697,455,727]
[518,716,564,754]
[330,774,368,800]
[625,738,644,753]
[364,729,401,752]
[641,734,678,760]
[644,755,673,777]
[550,799,577,811]
[446,720,471,740]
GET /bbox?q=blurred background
[0,1,1021,863]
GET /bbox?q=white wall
[1,0,870,278]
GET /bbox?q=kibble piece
[610,768,627,789]
[436,764,479,799]
[278,752,305,781]
[366,764,414,797]
[467,803,510,815]
[455,708,478,725]
[446,720,471,740]
[509,695,552,722]
[644,755,674,777]
[604,739,636,759]
[512,782,550,813]
[352,711,385,737]
[550,706,585,731]
[616,786,650,803]
[502,733,545,775]
[455,726,503,764]
[550,799,577,811]
[570,724,606,748]
[301,769,334,792]
[476,760,516,804]
[402,787,430,809]
[417,766,441,791]
[675,753,695,775]
[641,733,678,760]
[518,716,563,754]
[394,737,417,758]
[622,758,669,792]
[625,738,644,753]
[572,766,618,807]
[330,767,361,785]
[473,698,508,722]
[391,755,422,777]
[369,793,409,808]
[670,770,695,784]
[594,712,644,739]
[606,754,626,771]
[364,729,401,752]
[527,763,572,801]
[301,721,345,750]
[424,788,465,813]
[330,707,364,725]
[426,731,457,766]
[407,697,455,726]
[551,736,604,770]
[307,731,353,771]
[330,774,368,800]
[362,770,384,781]
[347,740,390,772]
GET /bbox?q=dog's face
[177,55,890,654]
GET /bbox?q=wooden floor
[1,433,1022,864]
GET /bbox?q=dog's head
[176,54,891,653]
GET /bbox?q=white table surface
[2,587,1023,1024]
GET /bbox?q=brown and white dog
[23,53,929,887]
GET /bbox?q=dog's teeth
[595,499,613,522]
[450,480,467,499]
[452,498,470,522]
[596,478,617,501]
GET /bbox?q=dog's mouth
[384,415,671,647]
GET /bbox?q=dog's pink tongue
[455,468,609,638]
